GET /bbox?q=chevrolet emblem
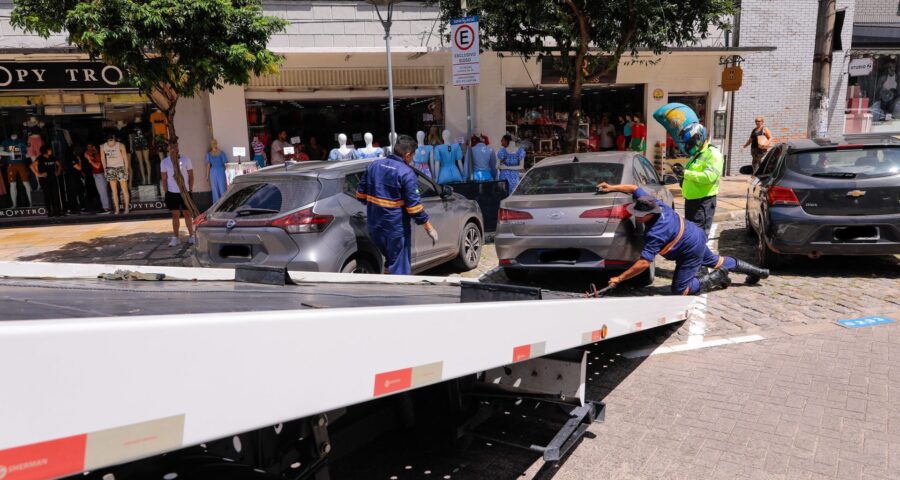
[847,190,866,198]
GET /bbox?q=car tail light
[580,204,632,220]
[498,208,533,224]
[767,186,800,206]
[269,208,334,233]
[499,259,513,265]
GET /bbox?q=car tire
[756,227,783,269]
[503,268,529,282]
[453,222,483,271]
[341,256,378,274]
[744,210,755,237]
[631,261,656,287]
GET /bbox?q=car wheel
[341,256,378,274]
[503,268,529,282]
[756,227,783,269]
[744,209,755,237]
[631,261,656,287]
[453,222,482,270]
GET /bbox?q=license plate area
[833,226,879,242]
[219,244,253,259]
[538,248,581,264]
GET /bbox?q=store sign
[849,57,874,77]
[451,16,480,86]
[721,66,743,92]
[0,62,128,91]
[540,57,617,85]
[653,88,665,101]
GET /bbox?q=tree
[12,0,286,216]
[434,0,733,152]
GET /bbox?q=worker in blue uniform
[597,182,770,295]
[356,134,439,275]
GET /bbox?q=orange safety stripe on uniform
[714,256,725,269]
[355,191,367,199]
[682,286,691,296]
[406,204,424,214]
[659,216,685,256]
[364,195,405,208]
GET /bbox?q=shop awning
[853,23,900,49]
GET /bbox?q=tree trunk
[808,0,835,138]
[563,0,590,153]
[163,99,200,218]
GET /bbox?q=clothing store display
[4,136,31,207]
[103,142,126,168]
[251,138,267,167]
[435,143,463,184]
[27,135,43,159]
[86,147,110,211]
[467,143,497,182]
[150,111,168,137]
[328,148,359,161]
[413,144,434,178]
[64,154,86,213]
[35,154,62,217]
[356,147,384,159]
[497,147,525,192]
[631,123,647,151]
[206,151,228,203]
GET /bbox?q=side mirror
[738,165,754,175]
[440,185,454,199]
[662,174,679,185]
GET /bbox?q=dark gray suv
[194,160,484,274]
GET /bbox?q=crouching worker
[597,182,769,295]
[357,134,439,275]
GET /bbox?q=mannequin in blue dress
[497,134,525,192]
[412,130,434,179]
[328,133,358,161]
[466,134,497,182]
[205,139,229,203]
[356,132,384,159]
[435,129,463,184]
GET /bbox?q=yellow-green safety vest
[682,143,724,200]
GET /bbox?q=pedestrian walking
[742,117,772,172]
[598,182,769,294]
[160,144,195,247]
[355,134,438,275]
[677,123,723,237]
[85,144,111,213]
[31,145,63,217]
[63,146,86,214]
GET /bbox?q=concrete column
[173,93,213,209]
[208,84,251,164]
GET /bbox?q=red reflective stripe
[512,344,531,362]
[0,434,87,480]
[373,368,413,396]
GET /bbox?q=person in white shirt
[598,116,616,151]
[160,143,195,247]
[270,130,290,165]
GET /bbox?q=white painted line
[685,222,718,345]
[621,333,765,359]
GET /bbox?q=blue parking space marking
[836,316,896,329]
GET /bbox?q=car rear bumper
[769,209,900,255]
[194,227,333,271]
[494,232,640,270]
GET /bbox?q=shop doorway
[245,96,445,160]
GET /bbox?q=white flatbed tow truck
[0,261,694,480]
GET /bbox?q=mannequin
[24,116,43,161]
[130,117,151,185]
[3,133,31,207]
[356,133,384,159]
[434,129,463,184]
[206,139,229,203]
[251,135,267,168]
[328,134,359,161]
[412,131,434,179]
[497,134,526,192]
[100,134,130,215]
[466,134,497,182]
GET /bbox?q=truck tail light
[580,204,632,220]
[269,208,334,233]
[498,208,533,224]
[767,186,800,206]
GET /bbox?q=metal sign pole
[373,1,397,147]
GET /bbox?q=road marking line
[621,334,765,359]
[686,222,718,345]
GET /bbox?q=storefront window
[245,96,444,161]
[0,95,164,217]
[505,86,644,168]
[845,54,900,133]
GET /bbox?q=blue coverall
[633,187,737,295]
[356,155,430,275]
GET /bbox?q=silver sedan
[495,152,677,283]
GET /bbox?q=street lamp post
[370,0,397,148]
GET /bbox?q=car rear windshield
[787,147,900,179]
[214,177,321,217]
[516,163,624,195]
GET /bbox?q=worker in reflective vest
[676,123,724,237]
[357,134,439,275]
[597,182,769,295]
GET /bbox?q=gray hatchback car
[194,160,484,274]
[495,152,677,283]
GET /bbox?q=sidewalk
[669,174,749,222]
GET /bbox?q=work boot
[697,268,732,294]
[731,259,770,285]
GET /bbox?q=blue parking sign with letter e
[836,316,896,329]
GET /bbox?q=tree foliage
[11,0,286,215]
[433,0,734,151]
